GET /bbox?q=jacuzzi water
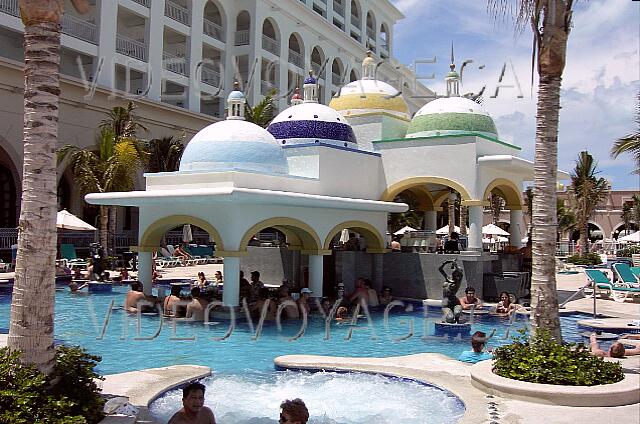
[0,286,600,423]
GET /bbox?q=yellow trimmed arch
[238,217,321,252]
[483,178,523,210]
[139,215,224,250]
[323,221,386,251]
[406,186,435,211]
[381,177,472,203]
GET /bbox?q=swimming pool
[0,286,596,375]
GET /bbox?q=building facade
[0,0,434,247]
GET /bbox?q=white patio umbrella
[394,226,417,236]
[182,224,193,243]
[482,223,510,236]
[436,225,462,235]
[619,231,640,243]
[56,209,96,231]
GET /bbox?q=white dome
[415,97,490,117]
[179,119,289,175]
[267,103,357,147]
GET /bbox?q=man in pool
[168,382,216,424]
[279,398,309,424]
[590,333,640,358]
[459,286,483,310]
[125,281,158,313]
[458,331,493,363]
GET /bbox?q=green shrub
[567,252,602,265]
[0,345,105,424]
[493,331,624,386]
[617,246,640,258]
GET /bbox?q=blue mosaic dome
[267,103,357,148]
[179,120,289,175]
[303,75,317,84]
[228,90,245,101]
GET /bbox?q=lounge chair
[631,267,640,280]
[612,262,640,286]
[585,268,640,303]
[60,243,77,260]
[583,269,612,298]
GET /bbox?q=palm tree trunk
[99,205,109,257]
[448,198,455,236]
[460,206,468,236]
[530,78,563,342]
[108,205,117,256]
[8,19,61,374]
[580,219,589,255]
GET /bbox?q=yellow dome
[329,79,409,120]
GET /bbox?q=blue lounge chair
[60,243,77,260]
[631,267,640,280]
[612,262,640,285]
[587,267,640,303]
[584,269,613,298]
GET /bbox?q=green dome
[406,97,498,138]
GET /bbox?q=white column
[147,0,166,101]
[138,251,153,295]
[468,205,483,251]
[424,210,437,231]
[96,0,118,88]
[278,33,289,111]
[222,256,240,306]
[188,0,204,112]
[510,209,524,249]
[308,254,324,298]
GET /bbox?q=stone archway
[323,220,386,253]
[483,178,523,210]
[139,215,224,251]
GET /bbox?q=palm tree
[568,151,609,256]
[489,193,505,225]
[58,129,146,256]
[8,0,89,375]
[610,94,639,174]
[557,199,576,240]
[145,134,186,173]
[621,201,633,236]
[491,0,575,341]
[245,89,277,128]
[388,192,422,233]
[524,186,533,234]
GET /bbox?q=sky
[389,0,639,190]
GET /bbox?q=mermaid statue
[439,259,464,324]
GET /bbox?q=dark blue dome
[304,75,317,84]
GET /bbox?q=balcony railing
[312,63,323,79]
[200,64,220,87]
[350,14,360,28]
[116,34,148,61]
[288,49,303,69]
[332,72,341,86]
[235,30,250,46]
[333,1,344,16]
[367,29,375,40]
[0,0,18,17]
[203,18,224,42]
[262,34,280,55]
[62,15,98,44]
[261,80,277,95]
[163,51,188,76]
[131,0,149,7]
[164,0,190,26]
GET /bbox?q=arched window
[203,1,225,42]
[235,11,251,46]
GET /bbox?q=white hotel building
[0,0,433,240]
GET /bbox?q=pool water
[0,287,594,375]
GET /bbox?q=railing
[0,0,19,17]
[333,1,344,16]
[131,0,149,6]
[261,80,277,95]
[62,15,98,44]
[116,34,148,61]
[350,14,360,28]
[235,30,250,46]
[201,64,220,87]
[262,34,280,55]
[163,51,188,76]
[332,72,341,86]
[164,0,190,26]
[312,62,323,78]
[203,18,224,42]
[367,29,375,40]
[288,49,303,69]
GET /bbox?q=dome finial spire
[227,81,246,120]
[362,50,376,80]
[445,42,460,97]
[303,70,318,103]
